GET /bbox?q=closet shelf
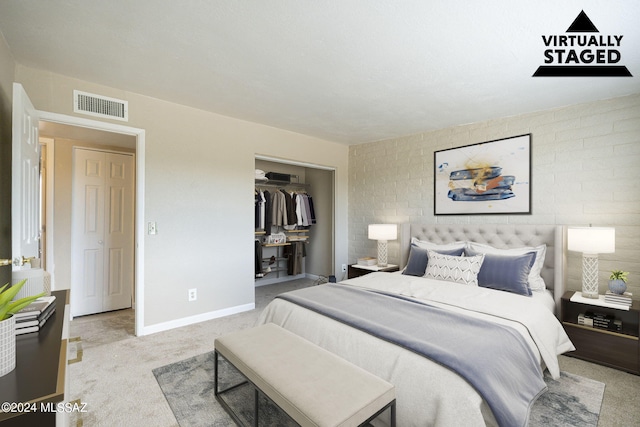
[255,179,310,189]
[262,243,291,247]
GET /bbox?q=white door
[71,148,134,316]
[11,83,40,269]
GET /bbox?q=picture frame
[434,134,531,215]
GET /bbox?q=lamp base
[377,240,388,267]
[581,253,600,299]
[581,291,599,299]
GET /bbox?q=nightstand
[347,264,399,279]
[561,291,639,374]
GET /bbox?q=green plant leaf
[609,270,629,282]
[5,292,47,316]
[0,279,47,320]
[0,279,27,308]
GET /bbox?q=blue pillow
[465,247,536,296]
[403,244,465,277]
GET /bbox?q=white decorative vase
[0,315,16,377]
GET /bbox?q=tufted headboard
[399,224,567,311]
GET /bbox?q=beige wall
[349,94,640,297]
[0,33,15,285]
[15,65,349,331]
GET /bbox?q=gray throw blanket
[277,284,547,427]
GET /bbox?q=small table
[561,290,639,374]
[348,264,399,279]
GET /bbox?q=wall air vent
[73,90,128,121]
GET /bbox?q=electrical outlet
[341,264,347,272]
[188,288,197,301]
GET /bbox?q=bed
[257,224,575,427]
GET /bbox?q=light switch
[148,221,157,235]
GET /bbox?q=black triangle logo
[567,10,599,32]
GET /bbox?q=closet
[254,158,334,286]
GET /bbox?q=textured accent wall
[349,94,640,296]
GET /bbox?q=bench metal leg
[358,399,396,427]
[254,388,259,427]
[214,351,219,395]
[215,350,253,426]
[390,400,396,427]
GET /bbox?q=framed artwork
[434,134,531,215]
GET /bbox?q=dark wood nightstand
[347,264,399,279]
[561,290,639,375]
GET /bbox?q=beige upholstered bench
[214,323,396,427]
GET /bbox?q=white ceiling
[1,0,639,145]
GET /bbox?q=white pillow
[425,250,485,287]
[466,242,547,292]
[411,237,466,251]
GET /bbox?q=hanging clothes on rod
[255,188,273,235]
[255,181,314,280]
[281,189,297,229]
[295,193,316,226]
[271,189,288,226]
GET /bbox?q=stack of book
[14,295,56,335]
[604,290,633,307]
[578,310,622,332]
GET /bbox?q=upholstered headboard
[399,224,567,310]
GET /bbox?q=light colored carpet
[68,279,640,426]
[68,280,311,427]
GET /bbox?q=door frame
[254,154,336,276]
[38,110,146,336]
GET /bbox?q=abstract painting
[434,134,531,215]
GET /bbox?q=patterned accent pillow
[425,250,485,286]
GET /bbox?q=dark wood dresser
[0,290,70,426]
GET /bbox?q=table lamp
[568,226,615,298]
[368,224,397,267]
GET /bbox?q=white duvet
[257,273,574,427]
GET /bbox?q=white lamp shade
[368,224,397,241]
[568,227,615,254]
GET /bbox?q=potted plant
[608,270,629,295]
[0,279,46,377]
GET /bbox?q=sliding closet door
[71,148,134,316]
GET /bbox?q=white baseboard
[139,302,255,336]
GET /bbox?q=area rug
[153,351,605,427]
